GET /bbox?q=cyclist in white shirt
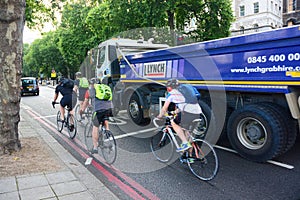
[157,78,202,152]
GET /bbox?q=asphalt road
[20,85,300,200]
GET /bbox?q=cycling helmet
[89,78,101,84]
[166,78,180,88]
[75,71,82,77]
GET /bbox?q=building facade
[231,0,283,36]
[282,0,300,26]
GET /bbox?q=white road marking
[85,157,93,165]
[214,145,294,170]
[114,127,158,139]
[34,115,57,119]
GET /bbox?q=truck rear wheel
[259,102,298,154]
[127,93,144,125]
[227,104,286,162]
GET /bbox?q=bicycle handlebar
[52,101,59,108]
[153,118,161,128]
[153,111,177,128]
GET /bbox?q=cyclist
[80,77,113,154]
[74,72,89,119]
[52,77,77,131]
[157,78,202,152]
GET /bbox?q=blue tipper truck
[95,26,300,162]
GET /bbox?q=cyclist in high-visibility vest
[74,72,89,119]
[80,77,113,154]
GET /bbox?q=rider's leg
[171,120,188,143]
[92,125,99,149]
[103,120,109,131]
[60,105,65,121]
[171,119,192,152]
[69,109,74,125]
[91,111,100,153]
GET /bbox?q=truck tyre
[259,102,298,154]
[227,104,286,162]
[127,93,144,125]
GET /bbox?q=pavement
[0,105,119,200]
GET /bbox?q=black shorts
[92,109,112,127]
[78,88,88,101]
[60,95,73,110]
[174,112,200,130]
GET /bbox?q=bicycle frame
[154,115,197,150]
[163,127,180,149]
[151,115,219,181]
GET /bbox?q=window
[97,46,106,68]
[271,1,273,11]
[288,0,297,11]
[293,0,297,10]
[240,5,245,16]
[254,2,259,13]
[253,24,259,32]
[240,26,245,34]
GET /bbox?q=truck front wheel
[127,93,144,125]
[227,104,286,162]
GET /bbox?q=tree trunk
[167,10,175,30]
[0,0,26,154]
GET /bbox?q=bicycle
[84,115,117,164]
[52,102,77,139]
[151,112,218,181]
[74,103,93,123]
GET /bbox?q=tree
[176,0,233,41]
[23,31,67,78]
[0,0,26,152]
[58,3,98,78]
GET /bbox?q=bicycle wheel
[150,130,174,162]
[187,139,218,181]
[84,122,93,151]
[99,130,117,164]
[56,111,64,132]
[74,104,82,122]
[67,114,77,139]
[85,105,94,121]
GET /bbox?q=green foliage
[24,0,233,77]
[23,32,67,78]
[57,3,99,77]
[85,3,112,41]
[182,0,234,41]
[25,0,63,30]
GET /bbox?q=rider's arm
[73,84,78,93]
[53,87,59,102]
[80,90,89,113]
[53,93,58,102]
[157,100,171,118]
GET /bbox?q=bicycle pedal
[179,158,187,164]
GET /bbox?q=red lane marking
[110,166,160,200]
[57,130,146,200]
[25,108,159,200]
[92,160,145,200]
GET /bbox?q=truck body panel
[120,26,300,90]
[91,26,300,162]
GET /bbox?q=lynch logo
[144,61,166,77]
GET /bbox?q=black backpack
[62,78,74,89]
[177,84,200,104]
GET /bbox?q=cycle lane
[24,104,160,200]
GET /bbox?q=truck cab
[82,38,169,120]
[94,38,169,85]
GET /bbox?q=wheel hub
[237,118,267,150]
[129,100,139,118]
[246,124,262,142]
